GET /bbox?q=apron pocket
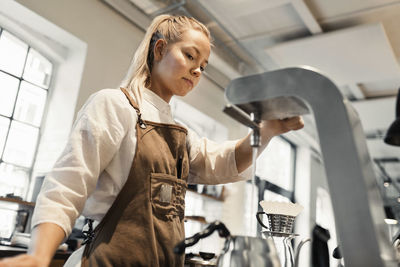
[150,173,187,220]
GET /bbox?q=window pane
[14,81,47,127]
[23,49,52,89]
[0,116,10,155]
[2,121,39,168]
[0,31,28,77]
[0,71,19,117]
[256,137,293,191]
[0,163,29,198]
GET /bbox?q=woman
[0,15,303,267]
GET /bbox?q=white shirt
[32,88,248,240]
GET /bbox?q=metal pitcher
[174,221,281,267]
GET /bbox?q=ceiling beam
[291,0,322,34]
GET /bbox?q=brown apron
[81,87,189,267]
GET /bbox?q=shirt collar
[142,87,172,115]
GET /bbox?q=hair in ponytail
[120,15,211,107]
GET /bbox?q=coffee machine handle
[174,221,231,254]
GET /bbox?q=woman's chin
[175,89,192,97]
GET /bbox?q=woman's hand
[0,254,48,267]
[0,223,65,267]
[260,116,304,139]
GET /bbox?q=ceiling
[103,0,400,214]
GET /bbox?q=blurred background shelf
[0,196,35,207]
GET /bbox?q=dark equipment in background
[384,88,400,146]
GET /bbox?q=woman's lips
[183,78,193,87]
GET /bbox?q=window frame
[0,27,53,199]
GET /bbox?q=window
[257,136,295,193]
[0,28,53,199]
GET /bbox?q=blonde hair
[120,14,211,107]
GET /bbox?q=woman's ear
[153,39,166,61]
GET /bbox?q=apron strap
[120,87,147,129]
[120,87,140,111]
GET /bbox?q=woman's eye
[186,53,194,60]
[200,66,205,72]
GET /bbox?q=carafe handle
[256,211,270,230]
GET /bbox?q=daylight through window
[0,28,52,199]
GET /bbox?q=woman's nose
[191,67,201,77]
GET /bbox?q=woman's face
[150,28,211,102]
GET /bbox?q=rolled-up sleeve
[187,128,251,185]
[31,90,132,237]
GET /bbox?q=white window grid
[0,27,52,199]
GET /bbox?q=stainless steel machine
[224,67,398,266]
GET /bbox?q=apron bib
[81,88,189,267]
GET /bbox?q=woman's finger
[282,116,304,130]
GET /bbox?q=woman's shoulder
[84,88,138,111]
[90,88,130,104]
[78,88,138,123]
